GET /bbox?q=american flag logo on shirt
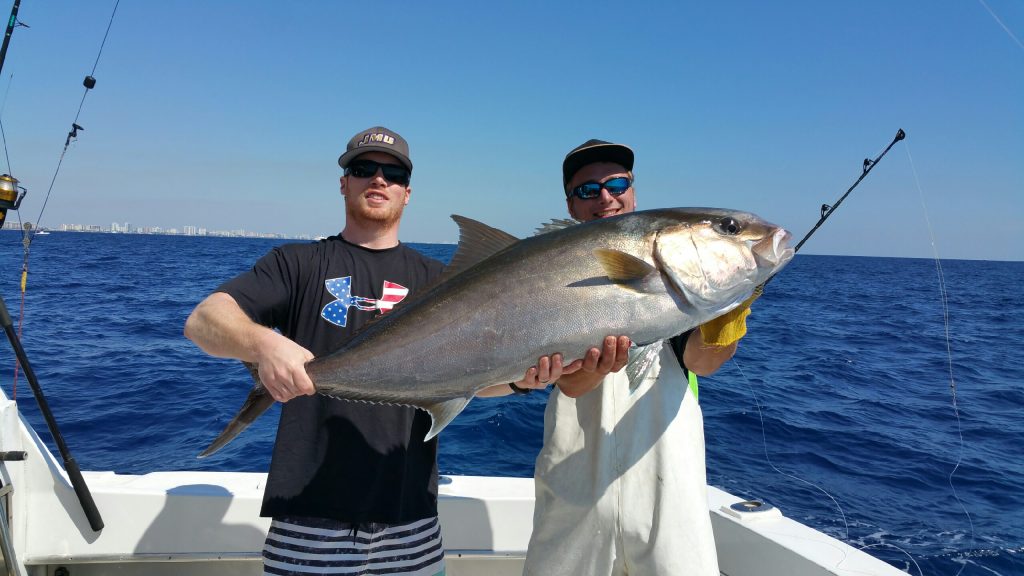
[321,276,409,327]
[375,280,409,312]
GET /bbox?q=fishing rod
[0,1,23,214]
[762,128,906,287]
[0,296,104,531]
[0,0,23,77]
[0,0,105,533]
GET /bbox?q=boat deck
[1,396,905,576]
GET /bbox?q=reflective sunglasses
[345,160,411,186]
[569,176,632,200]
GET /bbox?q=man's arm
[184,292,315,402]
[683,290,761,375]
[681,329,736,376]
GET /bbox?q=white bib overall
[525,343,719,575]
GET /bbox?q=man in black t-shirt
[185,126,447,576]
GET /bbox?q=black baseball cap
[338,126,413,172]
[562,139,634,192]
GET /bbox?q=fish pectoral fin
[625,342,663,394]
[593,248,661,292]
[422,395,474,441]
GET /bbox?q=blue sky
[1,1,1021,260]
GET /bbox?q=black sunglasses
[345,160,411,186]
[569,176,632,200]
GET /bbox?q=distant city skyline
[1,219,317,240]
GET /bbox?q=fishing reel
[0,174,27,230]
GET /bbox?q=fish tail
[198,361,274,458]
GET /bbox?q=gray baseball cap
[338,126,412,172]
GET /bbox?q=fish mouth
[752,227,794,269]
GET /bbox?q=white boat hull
[0,395,904,576]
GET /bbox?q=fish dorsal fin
[593,248,657,282]
[534,218,579,236]
[441,215,520,281]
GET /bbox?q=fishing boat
[0,382,906,576]
[0,2,915,573]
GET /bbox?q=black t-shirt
[218,236,445,523]
[669,330,694,375]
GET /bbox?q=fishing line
[903,143,976,576]
[738,139,972,574]
[976,0,1024,52]
[10,0,120,395]
[737,129,934,573]
[856,544,925,575]
[0,74,28,239]
[0,73,27,399]
[0,73,24,237]
[1,73,13,175]
[731,359,850,539]
[0,0,107,534]
[741,130,906,528]
[732,328,925,575]
[732,359,925,576]
[30,0,120,234]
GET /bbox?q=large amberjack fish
[200,208,794,457]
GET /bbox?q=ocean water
[0,231,1020,575]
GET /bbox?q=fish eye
[715,217,742,235]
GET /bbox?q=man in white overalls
[519,140,758,575]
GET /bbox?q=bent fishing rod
[761,128,906,288]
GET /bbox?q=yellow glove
[699,286,762,347]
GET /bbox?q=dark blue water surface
[0,231,1020,575]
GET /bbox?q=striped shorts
[262,515,446,576]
